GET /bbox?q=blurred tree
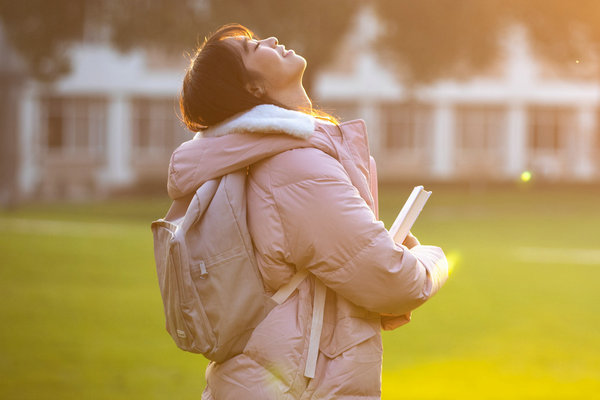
[0,0,360,92]
[4,0,600,86]
[373,0,505,83]
[374,0,600,83]
[0,0,87,80]
[0,21,26,208]
[513,0,600,67]
[108,0,208,54]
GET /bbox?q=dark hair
[180,23,337,131]
[179,24,278,131]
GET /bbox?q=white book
[388,186,432,244]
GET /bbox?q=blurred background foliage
[3,0,600,85]
[0,0,361,90]
[375,0,600,82]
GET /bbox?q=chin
[294,54,307,73]
[297,54,307,66]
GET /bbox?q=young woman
[169,24,449,400]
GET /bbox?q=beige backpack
[151,169,308,363]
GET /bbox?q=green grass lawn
[1,184,599,399]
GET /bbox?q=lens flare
[445,250,461,276]
[520,171,532,182]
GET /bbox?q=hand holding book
[402,231,420,249]
[381,185,432,331]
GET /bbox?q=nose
[264,37,278,47]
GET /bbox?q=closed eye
[254,41,260,51]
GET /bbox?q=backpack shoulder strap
[164,193,194,222]
[270,269,325,379]
[271,269,309,304]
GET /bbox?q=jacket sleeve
[270,149,448,316]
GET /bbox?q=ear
[245,81,266,98]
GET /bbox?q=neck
[271,84,312,112]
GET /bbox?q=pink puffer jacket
[167,105,448,400]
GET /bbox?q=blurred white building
[15,44,190,200]
[7,11,600,201]
[315,9,600,182]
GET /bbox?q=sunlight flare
[520,171,532,183]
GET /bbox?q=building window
[528,107,574,153]
[526,106,576,179]
[131,98,188,155]
[381,103,433,151]
[41,96,107,155]
[46,99,64,149]
[455,105,506,154]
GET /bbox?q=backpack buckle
[198,260,208,279]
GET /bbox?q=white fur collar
[194,104,315,140]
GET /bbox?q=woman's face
[226,36,307,97]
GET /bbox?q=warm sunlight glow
[446,250,461,276]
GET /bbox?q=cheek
[248,54,280,77]
[256,49,279,67]
[247,52,305,89]
[262,60,294,85]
